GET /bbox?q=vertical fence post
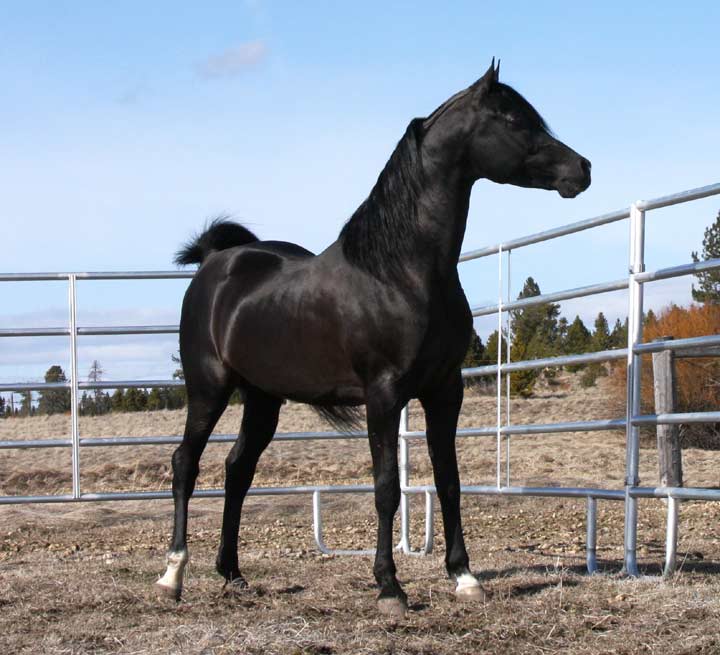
[652,337,683,488]
[68,274,81,499]
[623,202,645,577]
[398,405,411,553]
[506,249,512,487]
[496,244,503,489]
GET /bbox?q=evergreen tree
[509,277,560,396]
[0,396,5,418]
[111,389,125,412]
[37,365,71,415]
[462,329,486,368]
[483,330,508,365]
[609,317,628,349]
[19,390,33,416]
[88,360,105,411]
[147,388,163,411]
[591,312,611,351]
[564,315,592,372]
[691,210,720,303]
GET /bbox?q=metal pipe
[623,203,645,577]
[423,491,435,554]
[634,333,720,355]
[0,327,70,337]
[635,182,720,211]
[77,325,180,335]
[635,257,720,284]
[506,249,512,487]
[0,382,70,392]
[312,490,375,556]
[472,278,628,317]
[586,497,598,574]
[496,245,503,489]
[632,411,720,426]
[402,484,625,501]
[68,275,81,499]
[663,496,679,577]
[398,405,411,553]
[462,346,627,378]
[0,417,627,451]
[459,208,631,262]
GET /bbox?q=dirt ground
[2,373,720,654]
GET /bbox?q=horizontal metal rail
[0,429,369,450]
[459,208,631,261]
[635,182,720,211]
[0,271,195,282]
[631,486,720,501]
[634,334,720,355]
[404,484,625,502]
[458,182,720,263]
[472,278,628,317]
[0,325,179,338]
[632,411,720,426]
[462,347,627,378]
[403,418,626,441]
[635,257,720,284]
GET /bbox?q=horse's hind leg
[366,392,406,618]
[156,382,231,600]
[216,388,281,592]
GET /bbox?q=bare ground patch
[2,374,720,654]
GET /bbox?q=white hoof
[377,596,408,619]
[156,549,188,601]
[455,573,486,602]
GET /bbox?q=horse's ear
[472,58,498,97]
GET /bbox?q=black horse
[157,61,591,617]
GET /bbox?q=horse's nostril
[580,158,592,177]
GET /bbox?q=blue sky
[1,1,719,387]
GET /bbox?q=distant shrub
[611,303,720,447]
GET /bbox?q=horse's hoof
[222,577,249,597]
[454,572,486,602]
[377,596,408,620]
[455,584,487,602]
[155,581,182,602]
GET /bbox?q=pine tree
[509,277,560,396]
[19,390,33,416]
[111,389,125,413]
[691,210,720,304]
[484,330,508,365]
[37,365,71,415]
[147,388,163,411]
[610,317,628,349]
[564,315,592,372]
[88,360,105,411]
[0,395,5,418]
[591,312,611,351]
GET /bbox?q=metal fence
[1,181,719,576]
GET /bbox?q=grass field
[2,373,720,654]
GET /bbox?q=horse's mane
[338,118,426,281]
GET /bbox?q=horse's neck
[413,173,473,284]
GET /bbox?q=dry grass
[2,372,720,654]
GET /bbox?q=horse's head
[422,60,591,198]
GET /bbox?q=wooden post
[652,336,683,487]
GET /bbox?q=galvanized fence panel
[1,181,719,572]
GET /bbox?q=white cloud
[197,40,268,79]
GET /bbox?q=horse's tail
[174,217,259,266]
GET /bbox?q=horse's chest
[413,293,472,376]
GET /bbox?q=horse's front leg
[366,395,406,618]
[420,371,485,601]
